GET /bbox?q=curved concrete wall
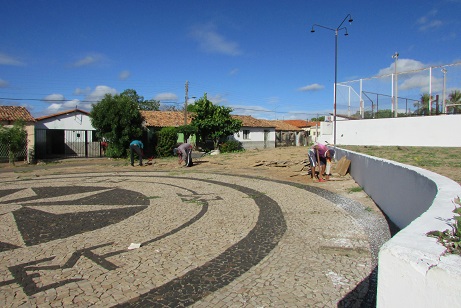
[334,148,461,307]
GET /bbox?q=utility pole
[184,81,189,125]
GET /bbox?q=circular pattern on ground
[0,171,389,307]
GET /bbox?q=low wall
[335,148,461,307]
[320,114,461,147]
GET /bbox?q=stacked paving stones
[0,171,390,307]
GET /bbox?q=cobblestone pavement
[0,169,390,307]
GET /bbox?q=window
[243,130,250,140]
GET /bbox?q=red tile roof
[283,120,308,128]
[0,106,35,122]
[306,121,321,127]
[231,115,275,128]
[35,108,90,121]
[140,111,193,127]
[265,120,303,131]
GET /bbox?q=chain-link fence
[336,62,461,118]
[0,138,28,163]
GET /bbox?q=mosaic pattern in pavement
[0,172,388,307]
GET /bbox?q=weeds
[348,187,363,193]
[427,196,461,256]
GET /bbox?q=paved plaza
[0,170,390,307]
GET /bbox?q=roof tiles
[0,106,35,122]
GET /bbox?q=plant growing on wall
[427,196,461,255]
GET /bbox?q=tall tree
[413,93,430,116]
[0,120,27,165]
[121,89,160,111]
[191,93,242,149]
[447,90,461,114]
[90,91,144,157]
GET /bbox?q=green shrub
[155,127,178,157]
[220,140,244,153]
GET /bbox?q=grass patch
[348,187,363,193]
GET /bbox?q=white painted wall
[334,148,461,307]
[35,112,95,131]
[320,114,461,147]
[232,127,275,149]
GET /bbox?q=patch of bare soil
[174,147,379,213]
[0,147,379,214]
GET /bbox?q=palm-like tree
[413,93,431,115]
[447,90,461,114]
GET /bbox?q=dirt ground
[0,146,378,214]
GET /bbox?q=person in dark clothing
[130,140,144,166]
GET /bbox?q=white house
[35,109,101,159]
[231,115,276,149]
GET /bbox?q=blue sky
[1,0,460,119]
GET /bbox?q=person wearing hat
[173,143,193,167]
[308,143,334,182]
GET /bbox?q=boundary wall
[320,114,461,147]
[334,148,461,307]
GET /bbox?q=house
[35,108,100,159]
[265,120,305,147]
[0,106,36,163]
[140,111,276,150]
[140,111,194,154]
[231,115,276,149]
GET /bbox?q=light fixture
[310,14,353,147]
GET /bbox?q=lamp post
[392,52,399,117]
[441,68,447,114]
[311,14,353,147]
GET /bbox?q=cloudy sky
[1,0,460,119]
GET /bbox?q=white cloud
[73,87,91,95]
[229,68,239,75]
[119,70,131,80]
[0,79,9,88]
[43,93,65,103]
[72,53,105,67]
[416,9,443,31]
[377,59,426,75]
[208,94,228,104]
[46,103,63,114]
[190,23,242,56]
[0,53,25,66]
[230,104,271,117]
[63,99,81,109]
[298,83,325,92]
[154,92,178,101]
[399,74,442,92]
[86,85,117,102]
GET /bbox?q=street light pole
[442,68,447,114]
[392,52,399,117]
[311,14,353,147]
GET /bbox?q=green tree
[191,93,242,149]
[90,91,144,158]
[310,116,325,121]
[413,93,430,116]
[177,124,197,142]
[0,120,27,165]
[447,90,461,114]
[120,89,160,111]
